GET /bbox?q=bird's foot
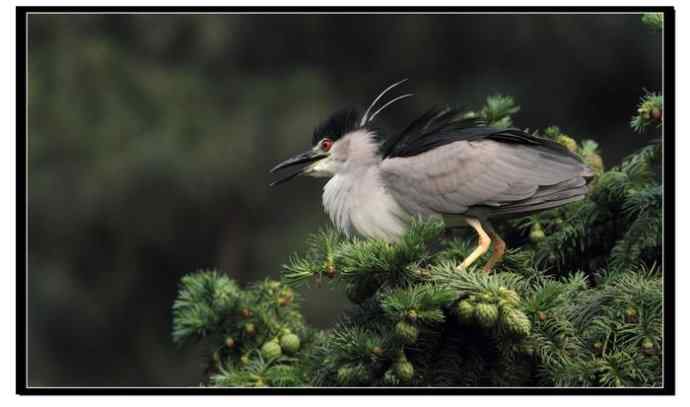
[456,261,495,273]
[456,258,477,272]
[481,236,506,274]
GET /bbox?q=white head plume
[360,79,414,126]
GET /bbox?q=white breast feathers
[322,166,410,242]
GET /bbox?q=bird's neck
[321,129,410,241]
[339,129,382,171]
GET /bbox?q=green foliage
[526,264,662,387]
[531,143,661,276]
[283,222,445,297]
[479,94,520,128]
[171,95,663,387]
[172,272,312,386]
[641,13,664,31]
[172,271,241,344]
[543,125,561,140]
[580,140,605,175]
[631,92,663,133]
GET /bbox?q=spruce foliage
[172,118,663,388]
[631,92,663,134]
[170,15,664,388]
[641,12,664,31]
[172,271,313,386]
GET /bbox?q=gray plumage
[315,130,592,242]
[380,138,592,221]
[270,81,594,271]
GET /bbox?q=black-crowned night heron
[271,80,593,272]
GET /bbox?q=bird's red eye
[320,138,333,152]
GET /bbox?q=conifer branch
[171,95,664,388]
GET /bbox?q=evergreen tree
[171,15,664,387]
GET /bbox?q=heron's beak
[269,149,328,187]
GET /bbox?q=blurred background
[27,13,661,386]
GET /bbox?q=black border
[17,6,676,396]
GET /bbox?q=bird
[270,80,593,272]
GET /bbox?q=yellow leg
[457,217,491,271]
[482,223,506,273]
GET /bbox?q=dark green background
[27,13,661,386]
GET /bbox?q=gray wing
[379,139,593,218]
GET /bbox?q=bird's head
[270,80,412,186]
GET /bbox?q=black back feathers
[312,108,361,146]
[382,106,576,159]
